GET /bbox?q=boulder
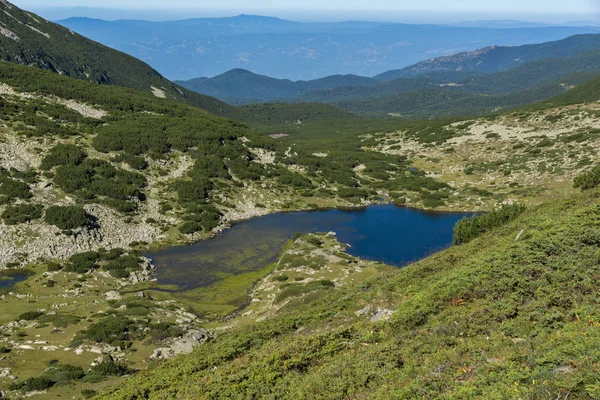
[370,308,394,322]
[105,291,122,301]
[150,329,213,360]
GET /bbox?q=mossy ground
[221,233,391,329]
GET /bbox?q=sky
[10,0,600,23]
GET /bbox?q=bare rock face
[150,329,213,360]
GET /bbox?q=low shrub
[65,251,101,273]
[18,311,44,321]
[40,144,86,170]
[1,203,43,225]
[90,359,131,376]
[44,205,93,230]
[305,236,324,247]
[574,165,600,191]
[453,204,526,244]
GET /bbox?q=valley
[57,16,600,81]
[1,0,600,398]
[177,39,600,118]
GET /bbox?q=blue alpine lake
[147,204,473,292]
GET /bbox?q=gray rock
[150,329,213,360]
[370,308,394,322]
[355,306,372,316]
[0,368,15,380]
[554,366,575,374]
[105,291,122,301]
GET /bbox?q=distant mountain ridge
[177,35,600,117]
[175,69,378,105]
[57,16,600,80]
[377,33,600,80]
[0,0,234,116]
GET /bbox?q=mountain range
[177,35,600,118]
[57,16,600,80]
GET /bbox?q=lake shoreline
[143,199,477,256]
[146,203,473,293]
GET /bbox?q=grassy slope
[99,188,600,399]
[97,76,600,399]
[0,1,235,116]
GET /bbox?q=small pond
[0,273,30,290]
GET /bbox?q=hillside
[376,33,600,80]
[0,1,234,116]
[532,69,600,106]
[0,61,402,269]
[98,183,600,398]
[330,72,597,118]
[0,61,406,398]
[0,56,522,399]
[3,65,600,396]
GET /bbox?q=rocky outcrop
[0,203,161,269]
[150,329,213,360]
[128,257,156,284]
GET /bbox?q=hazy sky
[13,0,597,12]
[11,0,600,23]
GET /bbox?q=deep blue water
[0,274,29,289]
[148,204,472,291]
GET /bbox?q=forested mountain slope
[0,61,372,267]
[376,33,600,80]
[291,46,600,118]
[0,1,234,116]
[178,46,600,118]
[177,41,600,108]
[176,69,378,105]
